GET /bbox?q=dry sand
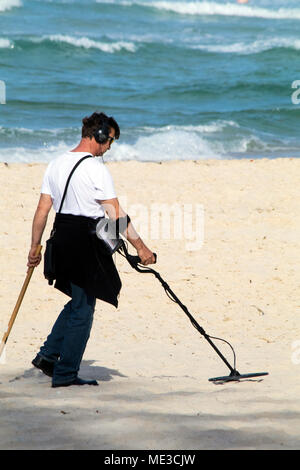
[0,158,299,450]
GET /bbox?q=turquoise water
[0,0,300,162]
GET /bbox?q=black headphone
[93,119,111,144]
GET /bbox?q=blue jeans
[39,283,96,385]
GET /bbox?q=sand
[0,158,299,450]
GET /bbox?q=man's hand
[27,246,42,268]
[137,244,156,266]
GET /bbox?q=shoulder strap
[58,154,93,213]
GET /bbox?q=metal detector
[118,241,268,384]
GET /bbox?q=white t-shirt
[41,152,116,219]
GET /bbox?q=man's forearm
[30,194,53,248]
[101,199,144,249]
[123,221,145,250]
[100,198,150,254]
[27,194,52,268]
[31,209,48,247]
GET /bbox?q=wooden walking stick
[0,245,42,360]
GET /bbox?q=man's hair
[81,112,120,140]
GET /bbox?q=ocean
[0,0,300,163]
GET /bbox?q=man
[28,112,155,388]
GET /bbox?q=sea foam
[0,124,228,163]
[0,38,14,48]
[118,1,300,21]
[0,0,21,12]
[193,37,300,55]
[45,34,137,53]
[0,121,287,163]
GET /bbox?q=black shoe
[52,377,99,388]
[32,354,55,378]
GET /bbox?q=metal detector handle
[129,252,157,267]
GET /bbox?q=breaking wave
[0,0,22,13]
[98,0,300,21]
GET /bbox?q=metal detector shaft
[122,247,237,376]
[146,269,236,375]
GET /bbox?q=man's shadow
[79,360,127,382]
[18,360,126,383]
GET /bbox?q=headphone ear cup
[94,120,111,144]
[94,128,107,144]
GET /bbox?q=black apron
[51,213,122,308]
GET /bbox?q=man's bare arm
[27,193,53,267]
